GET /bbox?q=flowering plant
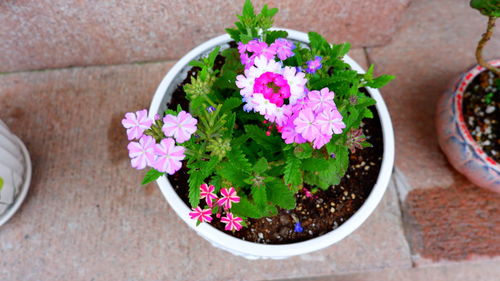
[123,0,393,230]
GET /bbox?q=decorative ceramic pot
[436,60,500,193]
[149,29,395,259]
[0,120,32,226]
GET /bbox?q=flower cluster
[236,40,345,149]
[238,38,295,69]
[189,184,243,231]
[122,109,198,174]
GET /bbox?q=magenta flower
[122,109,153,140]
[293,108,320,142]
[270,38,295,61]
[308,88,336,112]
[306,56,322,74]
[152,138,185,175]
[221,212,243,231]
[217,187,240,210]
[200,183,218,207]
[127,135,156,170]
[162,111,198,143]
[189,206,213,223]
[316,109,346,135]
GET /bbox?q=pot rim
[148,28,395,258]
[453,59,500,170]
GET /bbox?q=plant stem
[476,16,500,77]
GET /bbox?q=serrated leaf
[284,152,302,187]
[265,30,288,44]
[308,31,330,53]
[242,0,255,17]
[141,169,164,185]
[231,197,264,218]
[227,147,252,173]
[254,157,269,173]
[207,46,220,68]
[330,42,351,58]
[267,181,296,209]
[302,158,329,172]
[220,97,242,113]
[244,124,281,152]
[217,161,248,187]
[366,74,395,88]
[187,169,204,207]
[293,143,313,159]
[252,185,267,209]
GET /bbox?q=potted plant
[0,120,32,226]
[123,0,395,259]
[436,0,499,193]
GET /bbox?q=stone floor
[0,0,499,280]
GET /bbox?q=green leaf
[231,197,264,218]
[284,152,302,187]
[244,125,281,152]
[141,169,164,185]
[252,185,267,209]
[293,143,313,159]
[225,28,240,42]
[207,46,221,68]
[330,42,351,58]
[227,147,252,173]
[308,31,330,53]
[267,181,296,209]
[254,157,269,174]
[302,158,329,172]
[242,0,255,17]
[188,169,204,207]
[265,30,288,44]
[220,97,242,113]
[0,177,3,190]
[366,74,395,88]
[188,60,205,68]
[217,162,248,187]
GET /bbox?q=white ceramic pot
[149,29,395,259]
[0,120,32,227]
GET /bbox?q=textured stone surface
[0,0,410,72]
[289,260,500,281]
[367,0,500,265]
[0,56,410,281]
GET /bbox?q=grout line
[363,47,373,67]
[0,59,180,76]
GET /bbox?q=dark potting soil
[166,54,383,244]
[462,70,499,162]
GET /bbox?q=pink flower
[238,40,276,69]
[200,183,217,207]
[122,109,153,140]
[270,38,295,61]
[217,187,240,210]
[189,206,213,223]
[220,213,243,231]
[162,111,198,143]
[308,88,336,113]
[127,135,156,170]
[312,133,332,149]
[293,108,320,142]
[152,138,185,175]
[316,109,346,135]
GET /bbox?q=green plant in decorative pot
[123,0,395,259]
[436,0,499,193]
